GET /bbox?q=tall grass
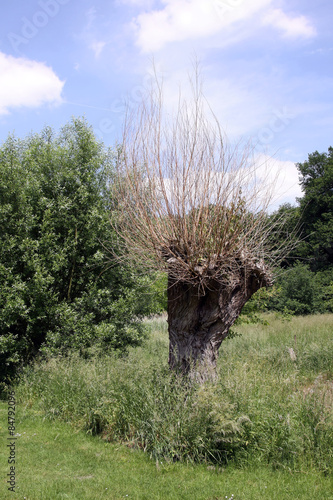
[16,314,333,473]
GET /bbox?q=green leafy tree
[0,118,161,387]
[297,147,333,270]
[265,263,333,315]
[243,148,333,316]
[268,263,317,315]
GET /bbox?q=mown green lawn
[1,402,332,500]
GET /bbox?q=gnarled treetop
[111,72,295,289]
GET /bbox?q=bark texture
[167,262,271,381]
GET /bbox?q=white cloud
[80,8,108,59]
[130,1,315,52]
[85,7,97,30]
[152,154,301,215]
[254,154,302,211]
[204,76,272,138]
[152,66,280,142]
[263,9,316,39]
[133,0,271,52]
[90,40,106,58]
[0,52,64,116]
[120,0,154,6]
[308,47,333,55]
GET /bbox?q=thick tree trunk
[167,266,270,381]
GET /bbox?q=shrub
[0,119,163,389]
[266,263,327,315]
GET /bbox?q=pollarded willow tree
[112,74,294,380]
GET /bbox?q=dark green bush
[0,119,164,388]
[266,263,333,315]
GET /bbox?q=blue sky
[0,0,332,208]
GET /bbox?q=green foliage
[263,147,333,315]
[0,119,162,388]
[272,264,317,315]
[296,146,333,270]
[313,267,333,312]
[237,287,275,323]
[265,263,333,315]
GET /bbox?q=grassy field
[1,313,332,499]
[0,402,332,500]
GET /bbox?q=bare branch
[110,70,296,293]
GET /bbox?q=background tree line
[255,146,333,316]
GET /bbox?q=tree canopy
[250,146,333,317]
[297,146,333,270]
[0,118,165,387]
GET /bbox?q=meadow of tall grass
[15,313,333,474]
